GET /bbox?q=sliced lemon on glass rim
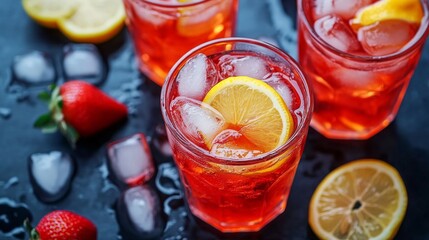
[58,0,126,43]
[351,0,424,26]
[22,0,78,28]
[309,159,408,240]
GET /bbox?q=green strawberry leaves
[24,218,41,240]
[34,84,79,148]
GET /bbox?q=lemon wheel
[203,76,294,152]
[309,159,408,240]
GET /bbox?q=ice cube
[177,4,222,37]
[358,20,417,56]
[155,163,181,195]
[12,51,56,85]
[107,133,155,187]
[129,0,169,26]
[177,53,218,100]
[330,67,379,89]
[116,186,164,239]
[219,55,271,80]
[210,129,263,159]
[314,0,374,19]
[62,44,106,85]
[28,151,75,203]
[314,15,362,52]
[263,72,300,110]
[170,96,226,147]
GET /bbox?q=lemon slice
[22,0,78,28]
[58,0,125,43]
[203,76,293,152]
[309,159,408,240]
[351,0,424,26]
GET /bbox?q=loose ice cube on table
[62,44,106,85]
[177,53,218,100]
[358,20,417,56]
[107,133,155,187]
[12,51,56,86]
[314,15,362,52]
[28,151,75,203]
[219,55,271,80]
[313,0,373,19]
[170,96,226,147]
[116,186,163,239]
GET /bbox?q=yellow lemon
[203,76,293,153]
[58,0,126,43]
[22,0,78,28]
[309,159,408,240]
[351,0,424,26]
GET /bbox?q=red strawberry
[25,210,97,240]
[35,80,128,146]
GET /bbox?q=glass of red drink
[123,0,239,86]
[298,0,429,139]
[161,38,313,232]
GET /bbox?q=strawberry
[34,80,128,146]
[25,210,97,240]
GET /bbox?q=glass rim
[161,37,314,166]
[298,0,429,62]
[131,0,222,8]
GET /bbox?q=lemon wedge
[351,0,424,26]
[309,159,408,240]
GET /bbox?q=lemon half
[309,159,408,240]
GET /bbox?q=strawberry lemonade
[123,0,238,86]
[298,0,429,139]
[161,38,313,232]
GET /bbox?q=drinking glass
[161,38,313,232]
[123,0,239,85]
[297,0,429,139]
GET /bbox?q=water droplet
[155,163,181,196]
[1,177,19,189]
[0,198,32,239]
[0,108,12,120]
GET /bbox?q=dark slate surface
[1,0,429,239]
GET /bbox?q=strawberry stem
[24,218,40,240]
[34,84,80,148]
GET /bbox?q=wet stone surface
[1,0,429,239]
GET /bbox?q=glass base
[310,117,394,140]
[189,201,287,232]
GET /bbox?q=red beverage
[298,0,429,139]
[161,38,313,232]
[123,0,238,86]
